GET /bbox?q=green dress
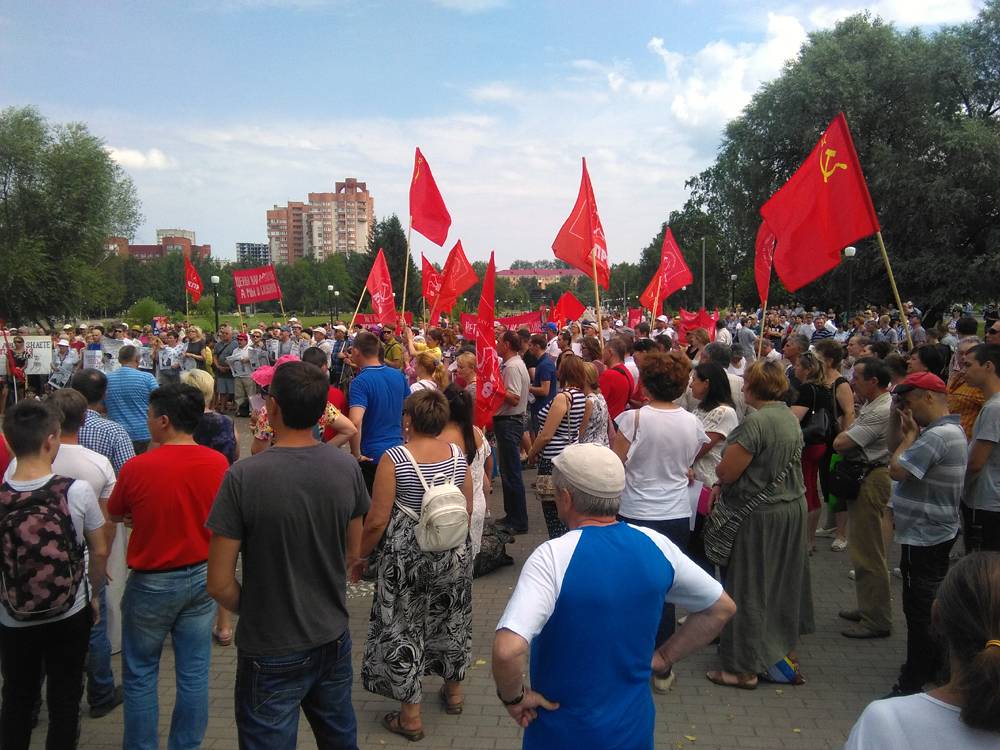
[718,402,815,674]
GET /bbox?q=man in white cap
[49,337,79,389]
[492,443,735,750]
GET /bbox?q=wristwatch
[497,685,525,706]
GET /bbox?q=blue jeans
[122,564,215,750]
[235,632,357,750]
[618,515,691,647]
[493,415,528,530]
[87,586,116,707]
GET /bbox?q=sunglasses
[988,328,1000,335]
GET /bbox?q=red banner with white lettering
[233,265,282,304]
[475,253,506,427]
[460,313,477,339]
[184,257,203,304]
[354,312,413,327]
[498,310,545,333]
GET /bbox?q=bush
[127,297,167,326]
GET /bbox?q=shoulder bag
[703,449,801,567]
[800,386,831,445]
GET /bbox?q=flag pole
[591,251,603,349]
[237,305,245,332]
[401,220,412,326]
[757,294,768,358]
[278,298,287,318]
[651,275,663,324]
[348,288,368,330]
[185,291,190,322]
[874,231,912,350]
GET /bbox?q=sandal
[705,670,758,690]
[382,712,424,742]
[212,628,233,646]
[439,685,463,715]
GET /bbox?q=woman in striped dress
[527,353,588,537]
[357,389,474,743]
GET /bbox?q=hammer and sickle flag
[365,248,398,325]
[760,113,879,292]
[410,147,451,247]
[552,157,610,289]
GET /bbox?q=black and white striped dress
[538,387,586,461]
[362,444,473,704]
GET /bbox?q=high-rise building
[267,178,374,264]
[236,242,271,265]
[156,228,196,244]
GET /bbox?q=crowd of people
[0,298,997,749]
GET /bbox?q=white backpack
[395,445,469,552]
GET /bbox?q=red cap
[893,371,947,395]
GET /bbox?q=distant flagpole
[875,231,911,350]
[401,219,412,327]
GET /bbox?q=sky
[0,0,985,268]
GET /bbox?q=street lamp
[334,290,340,318]
[843,246,857,322]
[730,274,738,310]
[210,275,220,332]
[327,284,334,325]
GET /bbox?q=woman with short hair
[707,359,813,689]
[356,390,474,743]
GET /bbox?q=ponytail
[432,362,449,391]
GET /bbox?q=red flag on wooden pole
[552,157,610,289]
[760,113,879,292]
[475,253,506,427]
[365,248,397,325]
[421,253,443,309]
[754,220,777,304]
[639,228,693,312]
[409,147,451,246]
[553,291,586,324]
[429,240,479,323]
[184,256,203,304]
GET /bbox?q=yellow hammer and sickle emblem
[819,135,847,183]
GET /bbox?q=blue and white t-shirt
[497,522,722,750]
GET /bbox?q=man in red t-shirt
[599,337,634,419]
[108,382,228,750]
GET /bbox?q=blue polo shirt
[530,353,558,417]
[497,523,722,750]
[104,366,158,441]
[349,364,409,460]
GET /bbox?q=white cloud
[807,0,981,28]
[430,0,505,13]
[106,147,176,170]
[469,83,518,102]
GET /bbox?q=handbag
[702,451,801,567]
[829,459,872,500]
[800,387,831,445]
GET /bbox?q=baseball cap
[236,332,248,340]
[57,339,70,346]
[62,324,73,330]
[544,322,558,332]
[334,325,347,333]
[288,316,299,323]
[551,444,625,499]
[656,315,669,323]
[279,325,291,333]
[893,371,947,395]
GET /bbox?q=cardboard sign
[233,265,283,304]
[0,336,53,376]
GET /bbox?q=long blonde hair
[415,351,449,390]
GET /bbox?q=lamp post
[843,246,856,323]
[327,284,334,325]
[334,290,340,318]
[730,274,738,310]
[701,237,707,310]
[210,275,220,333]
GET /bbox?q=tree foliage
[685,6,1000,309]
[0,106,143,326]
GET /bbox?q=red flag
[184,256,203,304]
[761,113,879,292]
[552,157,610,289]
[421,254,443,308]
[429,240,479,323]
[475,252,506,427]
[627,307,643,328]
[233,265,282,304]
[365,248,397,325]
[409,147,451,246]
[754,220,777,304]
[676,308,720,345]
[553,291,586,324]
[639,228,693,312]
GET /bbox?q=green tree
[0,107,143,327]
[685,7,1000,310]
[368,214,420,314]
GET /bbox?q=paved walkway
[41,423,907,748]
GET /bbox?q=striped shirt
[79,408,136,474]
[537,387,586,460]
[891,414,968,546]
[104,366,158,441]
[386,444,467,513]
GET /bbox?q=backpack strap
[398,446,430,493]
[450,443,461,484]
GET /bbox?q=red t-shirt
[599,365,633,419]
[108,444,229,571]
[0,436,10,479]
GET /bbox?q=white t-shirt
[845,693,999,750]
[0,474,103,628]
[692,405,739,487]
[614,406,708,520]
[7,445,116,501]
[496,524,723,642]
[716,327,733,346]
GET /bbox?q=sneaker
[838,609,863,622]
[831,537,849,552]
[815,527,837,538]
[847,569,856,580]
[90,685,124,719]
[842,625,891,639]
[652,669,676,694]
[891,567,902,579]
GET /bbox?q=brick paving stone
[11,421,914,748]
